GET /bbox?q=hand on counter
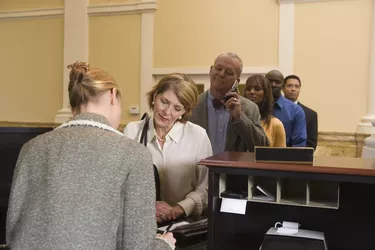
[156,201,176,223]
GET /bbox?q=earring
[152,101,155,105]
[179,116,182,120]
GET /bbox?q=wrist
[173,205,186,218]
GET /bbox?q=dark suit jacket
[298,102,318,150]
[189,91,269,152]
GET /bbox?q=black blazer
[298,102,318,150]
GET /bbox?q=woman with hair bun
[6,62,176,250]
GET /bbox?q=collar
[147,118,184,144]
[56,112,122,136]
[208,91,214,101]
[274,95,287,109]
[70,112,112,127]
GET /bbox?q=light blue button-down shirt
[273,96,307,147]
[207,92,230,155]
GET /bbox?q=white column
[55,0,89,123]
[361,0,375,158]
[358,0,375,134]
[278,3,295,76]
[139,7,155,117]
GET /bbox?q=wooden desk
[201,152,375,250]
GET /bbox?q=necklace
[153,128,166,142]
[55,120,123,136]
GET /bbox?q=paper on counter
[158,221,190,232]
[220,198,247,215]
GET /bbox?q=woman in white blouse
[124,73,212,223]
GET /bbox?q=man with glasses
[283,74,318,150]
[266,70,307,147]
[190,52,269,155]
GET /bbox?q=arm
[273,119,287,147]
[306,111,318,150]
[121,147,173,250]
[177,132,212,216]
[232,101,270,150]
[6,145,30,245]
[291,106,307,147]
[123,121,141,140]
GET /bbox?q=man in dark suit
[189,52,269,155]
[283,75,318,150]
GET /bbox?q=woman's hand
[156,232,176,249]
[156,201,176,222]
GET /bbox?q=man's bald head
[266,70,284,101]
[266,70,284,83]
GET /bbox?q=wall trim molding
[278,0,344,4]
[0,8,64,20]
[0,1,157,20]
[88,1,157,16]
[152,66,278,76]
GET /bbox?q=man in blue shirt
[266,70,307,147]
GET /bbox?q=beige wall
[294,0,372,133]
[0,17,64,122]
[0,0,372,134]
[89,15,141,125]
[154,0,279,68]
[0,0,63,10]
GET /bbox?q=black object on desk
[172,219,208,249]
[254,146,314,165]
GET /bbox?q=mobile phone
[224,80,239,102]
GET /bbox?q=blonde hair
[147,73,198,123]
[67,62,121,114]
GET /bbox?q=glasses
[212,64,236,78]
[156,97,185,114]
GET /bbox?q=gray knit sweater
[6,113,172,250]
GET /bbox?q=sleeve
[306,111,318,150]
[123,122,140,141]
[291,106,307,147]
[231,101,270,151]
[6,144,31,245]
[121,147,173,250]
[273,119,287,147]
[177,131,213,216]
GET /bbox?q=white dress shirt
[123,119,212,216]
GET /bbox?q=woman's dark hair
[244,74,274,129]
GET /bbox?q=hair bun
[67,61,91,83]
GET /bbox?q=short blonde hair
[67,62,121,114]
[147,73,198,123]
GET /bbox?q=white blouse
[123,119,212,216]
